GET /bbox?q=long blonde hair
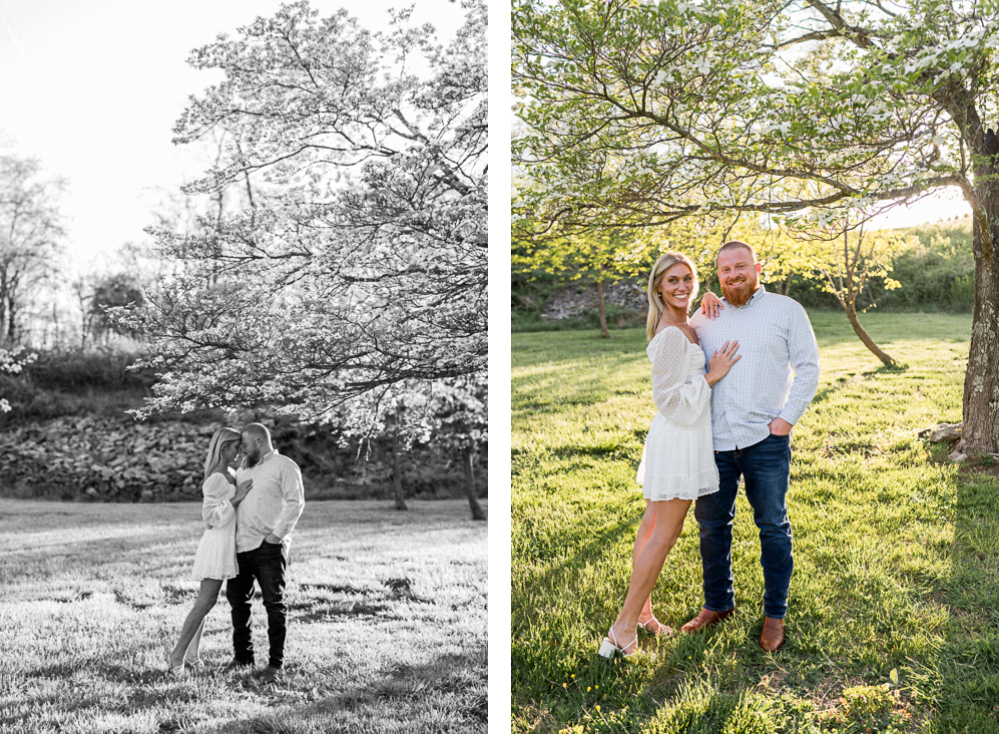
[204,427,242,479]
[646,251,699,341]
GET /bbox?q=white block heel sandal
[598,628,637,658]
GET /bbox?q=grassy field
[0,499,486,733]
[512,312,998,733]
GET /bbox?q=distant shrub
[946,275,974,310]
[24,348,157,392]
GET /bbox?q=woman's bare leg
[184,617,206,664]
[631,502,657,625]
[608,499,691,652]
[168,579,223,667]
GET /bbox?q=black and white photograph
[0,0,487,731]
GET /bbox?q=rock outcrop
[0,417,217,502]
[541,280,648,322]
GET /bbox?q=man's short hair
[716,240,757,263]
[242,422,271,442]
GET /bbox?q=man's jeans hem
[702,603,736,613]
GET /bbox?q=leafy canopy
[113,0,487,428]
[513,0,998,237]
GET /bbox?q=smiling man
[686,240,820,652]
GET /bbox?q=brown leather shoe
[760,617,785,652]
[680,606,735,633]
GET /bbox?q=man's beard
[721,277,757,307]
[245,450,261,468]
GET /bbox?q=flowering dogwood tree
[0,347,35,413]
[513,0,998,453]
[334,373,487,519]
[112,0,486,432]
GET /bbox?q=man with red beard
[684,240,820,652]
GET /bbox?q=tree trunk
[958,128,999,455]
[461,444,487,521]
[782,271,793,297]
[6,298,16,343]
[391,429,408,511]
[842,302,895,366]
[597,279,610,338]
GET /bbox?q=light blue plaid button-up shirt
[690,285,820,451]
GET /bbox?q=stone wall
[0,415,488,502]
[541,280,648,321]
[0,417,216,502]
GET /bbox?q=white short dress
[636,326,720,500]
[190,472,239,581]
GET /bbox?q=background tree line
[513,214,975,324]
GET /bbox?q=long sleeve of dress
[201,473,236,528]
[651,327,712,427]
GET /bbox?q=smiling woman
[597,251,741,659]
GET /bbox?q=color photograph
[511,1,997,731]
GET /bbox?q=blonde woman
[166,427,252,674]
[599,252,739,658]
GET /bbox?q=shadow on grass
[928,468,999,731]
[860,362,910,376]
[514,509,639,630]
[12,623,486,733]
[288,576,434,623]
[206,646,488,734]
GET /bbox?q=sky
[0,0,466,273]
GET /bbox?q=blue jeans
[226,541,287,669]
[694,432,793,619]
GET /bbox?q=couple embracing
[600,240,820,657]
[166,423,305,684]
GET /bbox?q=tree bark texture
[597,279,610,338]
[959,129,999,454]
[391,428,408,511]
[462,444,487,521]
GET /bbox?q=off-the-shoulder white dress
[190,472,239,580]
[636,326,720,500]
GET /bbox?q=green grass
[512,311,997,734]
[0,499,486,733]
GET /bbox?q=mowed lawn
[0,499,486,733]
[512,312,998,734]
